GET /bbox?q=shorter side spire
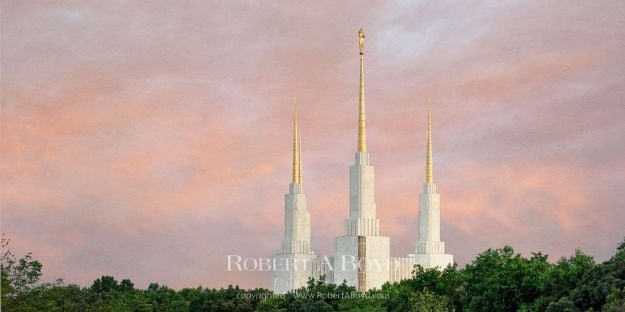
[299,133,303,185]
[292,97,301,184]
[425,97,433,184]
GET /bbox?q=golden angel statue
[358,28,365,54]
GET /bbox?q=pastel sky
[2,1,624,289]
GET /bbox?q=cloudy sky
[2,1,624,289]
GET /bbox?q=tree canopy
[2,235,624,311]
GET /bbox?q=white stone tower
[409,99,454,268]
[334,28,390,292]
[272,100,317,294]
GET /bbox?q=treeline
[1,235,624,311]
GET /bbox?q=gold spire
[425,97,433,184]
[299,133,303,185]
[292,97,302,184]
[358,28,367,152]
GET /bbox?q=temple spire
[425,97,433,184]
[292,97,301,184]
[299,133,303,185]
[358,28,367,152]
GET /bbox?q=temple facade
[272,29,453,293]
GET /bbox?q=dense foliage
[2,235,624,311]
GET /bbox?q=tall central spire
[292,97,302,184]
[358,28,367,152]
[425,97,433,184]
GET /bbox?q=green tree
[119,278,134,292]
[549,250,595,298]
[462,246,552,311]
[91,275,119,293]
[410,289,453,312]
[545,297,580,312]
[603,287,625,312]
[1,234,44,310]
[382,264,461,311]
[569,237,625,310]
[256,295,287,312]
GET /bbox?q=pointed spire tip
[425,97,433,184]
[292,97,301,184]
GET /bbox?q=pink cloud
[1,1,624,289]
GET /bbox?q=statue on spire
[357,27,367,152]
[358,28,365,55]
